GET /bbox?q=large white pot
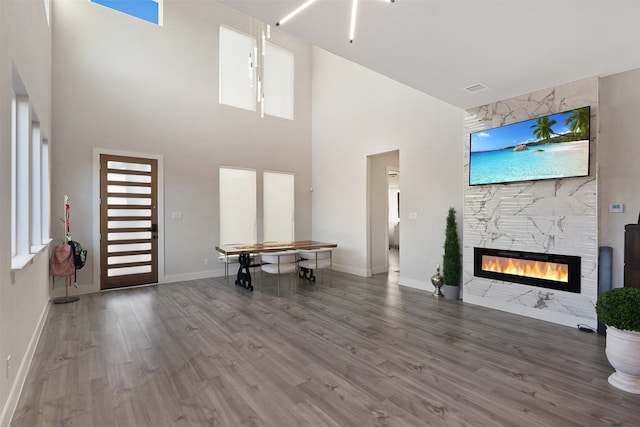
[605,326,640,394]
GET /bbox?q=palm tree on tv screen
[565,107,590,139]
[531,116,558,142]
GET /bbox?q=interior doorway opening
[367,150,399,276]
[388,168,400,274]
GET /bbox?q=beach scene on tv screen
[469,107,590,185]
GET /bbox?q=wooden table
[215,241,337,291]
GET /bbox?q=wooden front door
[100,154,158,289]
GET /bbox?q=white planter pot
[442,284,460,300]
[605,326,640,394]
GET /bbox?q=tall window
[219,167,257,244]
[264,42,294,120]
[219,26,257,112]
[31,122,42,250]
[12,95,30,265]
[11,95,18,257]
[263,171,294,242]
[41,139,51,242]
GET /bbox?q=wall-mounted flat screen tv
[469,106,590,186]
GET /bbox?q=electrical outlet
[6,355,11,378]
[204,258,209,266]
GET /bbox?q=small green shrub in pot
[442,207,461,286]
[596,287,640,332]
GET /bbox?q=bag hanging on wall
[50,243,75,287]
[68,240,87,270]
[67,240,87,286]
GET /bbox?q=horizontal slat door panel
[101,154,158,289]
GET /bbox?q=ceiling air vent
[464,82,489,94]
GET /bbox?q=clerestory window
[90,0,162,25]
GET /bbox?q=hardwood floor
[11,269,640,426]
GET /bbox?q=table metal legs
[235,253,254,291]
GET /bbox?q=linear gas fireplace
[474,248,581,293]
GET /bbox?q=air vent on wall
[464,82,490,93]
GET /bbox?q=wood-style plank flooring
[11,263,640,426]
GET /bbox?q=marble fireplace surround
[462,77,598,328]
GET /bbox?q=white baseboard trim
[398,277,434,292]
[371,266,388,275]
[160,268,225,284]
[0,300,50,427]
[332,264,369,277]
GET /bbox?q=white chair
[298,248,333,287]
[260,250,299,296]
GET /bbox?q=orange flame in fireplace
[481,255,568,282]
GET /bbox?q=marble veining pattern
[463,77,598,326]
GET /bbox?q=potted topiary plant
[595,287,640,394]
[442,207,461,300]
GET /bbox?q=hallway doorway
[367,150,399,276]
[388,169,400,273]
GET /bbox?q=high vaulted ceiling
[217,0,640,110]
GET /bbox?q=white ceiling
[217,0,640,110]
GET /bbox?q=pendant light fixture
[247,19,271,117]
[276,0,395,43]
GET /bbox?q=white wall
[311,48,463,286]
[598,68,640,287]
[0,1,52,424]
[52,0,313,294]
